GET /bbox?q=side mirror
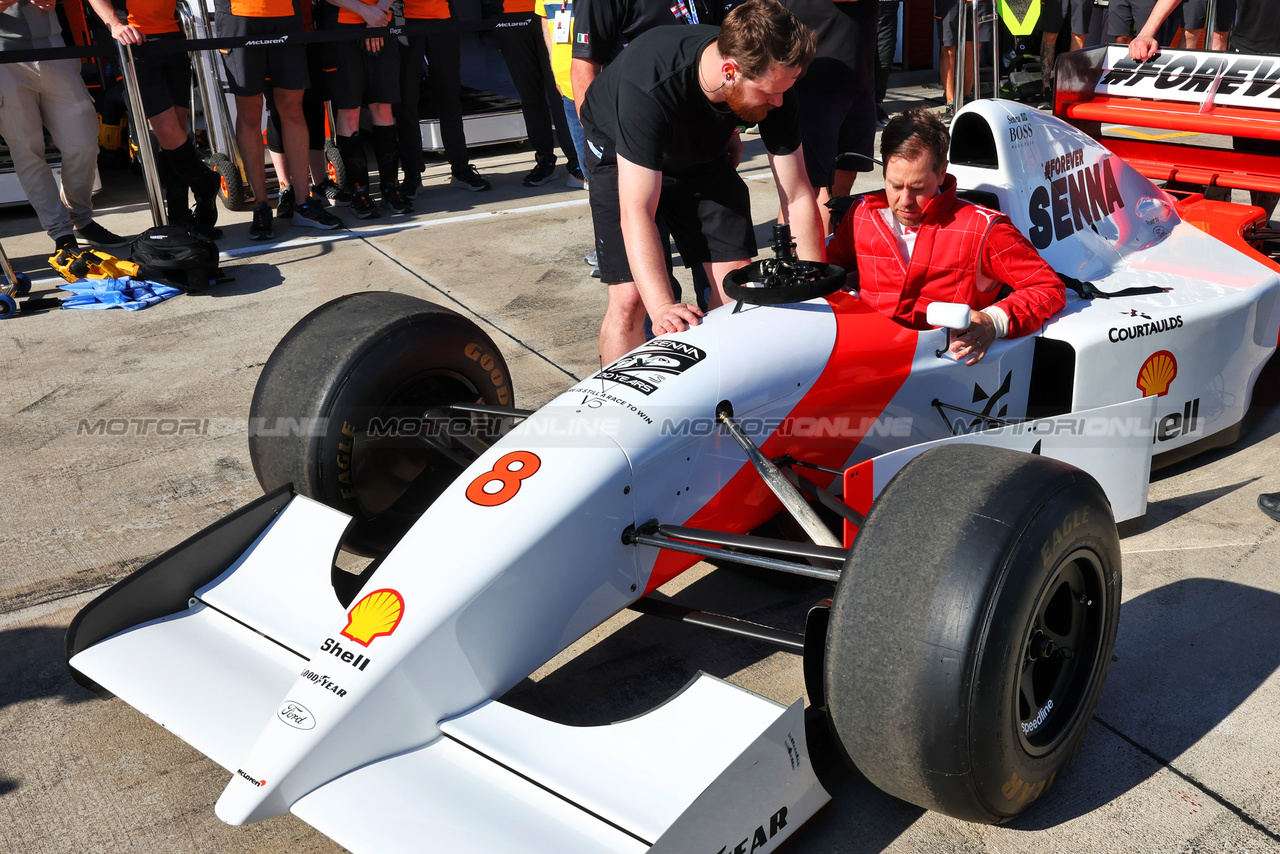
[927,302,973,360]
[926,302,972,330]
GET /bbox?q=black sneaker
[522,155,557,187]
[313,179,351,207]
[293,198,342,230]
[351,187,381,220]
[54,233,78,252]
[382,181,413,215]
[566,166,586,189]
[249,201,273,240]
[276,185,296,220]
[1261,492,1280,521]
[451,165,491,192]
[400,173,421,199]
[76,221,130,248]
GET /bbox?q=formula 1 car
[66,46,1280,854]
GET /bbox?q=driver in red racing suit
[827,107,1064,365]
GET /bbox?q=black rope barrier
[0,12,532,64]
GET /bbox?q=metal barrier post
[118,42,166,226]
[1205,0,1218,48]
[955,0,998,111]
[955,0,968,111]
[990,0,999,99]
[177,0,248,205]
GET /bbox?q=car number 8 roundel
[465,451,542,506]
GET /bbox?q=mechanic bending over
[580,0,825,365]
[827,108,1065,365]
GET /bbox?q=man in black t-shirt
[581,0,821,363]
[570,0,716,117]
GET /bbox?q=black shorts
[934,0,991,46]
[214,12,309,96]
[133,31,192,118]
[584,142,755,285]
[1040,0,1093,35]
[1182,0,1235,30]
[796,85,875,189]
[324,22,401,109]
[1105,0,1179,39]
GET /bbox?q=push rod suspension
[438,402,534,419]
[717,409,843,549]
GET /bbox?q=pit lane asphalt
[3,97,1280,854]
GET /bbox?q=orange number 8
[465,451,542,507]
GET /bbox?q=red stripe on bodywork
[643,292,918,593]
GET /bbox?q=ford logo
[276,700,316,730]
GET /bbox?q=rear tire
[824,444,1120,823]
[249,292,513,556]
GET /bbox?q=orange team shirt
[230,0,297,18]
[500,0,536,11]
[126,0,180,34]
[403,0,450,19]
[338,0,389,25]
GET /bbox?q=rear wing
[1053,46,1280,194]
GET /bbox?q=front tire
[248,292,513,556]
[824,444,1120,823]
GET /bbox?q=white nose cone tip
[215,772,288,825]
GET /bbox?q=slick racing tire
[249,291,513,557]
[824,444,1120,824]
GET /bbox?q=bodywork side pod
[65,484,296,694]
[842,396,1159,542]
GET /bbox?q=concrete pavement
[2,89,1280,854]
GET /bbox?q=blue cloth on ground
[60,277,183,310]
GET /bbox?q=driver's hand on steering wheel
[651,302,705,336]
[950,310,996,366]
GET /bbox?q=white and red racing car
[66,46,1280,854]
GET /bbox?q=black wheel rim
[1016,547,1109,756]
[351,369,493,521]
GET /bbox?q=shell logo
[1136,350,1177,397]
[341,588,405,647]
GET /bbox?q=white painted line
[1122,542,1259,554]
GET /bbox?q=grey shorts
[934,0,992,46]
[1041,0,1093,34]
[1182,0,1235,30]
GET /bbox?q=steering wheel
[721,224,847,306]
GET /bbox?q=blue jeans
[563,95,585,173]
